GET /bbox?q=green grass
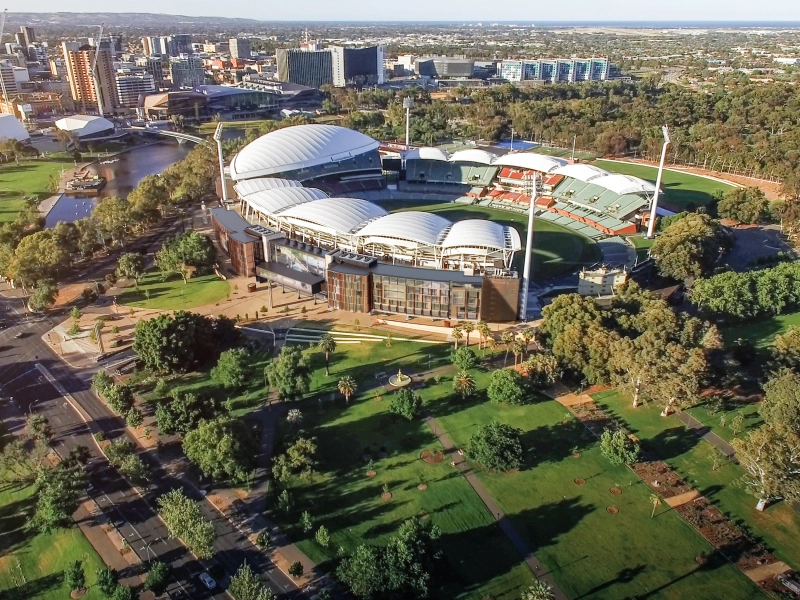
[594,160,735,212]
[417,372,764,600]
[593,389,800,572]
[377,201,601,278]
[0,475,108,600]
[533,146,599,161]
[722,310,800,348]
[116,271,230,310]
[268,341,533,600]
[0,159,72,223]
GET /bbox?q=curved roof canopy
[280,197,388,236]
[243,187,328,216]
[552,163,609,182]
[355,211,452,246]
[405,147,450,162]
[0,114,29,142]
[233,177,303,198]
[55,115,114,137]
[449,148,496,165]
[229,124,380,181]
[442,220,521,251]
[591,174,656,195]
[494,152,567,173]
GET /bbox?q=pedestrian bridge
[121,127,207,145]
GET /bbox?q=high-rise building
[229,38,251,60]
[135,56,165,88]
[62,41,119,114]
[19,27,35,46]
[115,70,155,107]
[171,35,193,56]
[0,61,20,95]
[277,45,384,89]
[500,57,610,83]
[49,58,67,80]
[14,33,25,48]
[169,55,205,88]
[277,48,332,89]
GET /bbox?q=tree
[451,347,478,370]
[315,525,330,548]
[599,429,640,465]
[155,391,223,436]
[338,375,357,405]
[461,321,475,346]
[718,187,769,224]
[511,339,527,366]
[288,561,304,578]
[266,345,311,401]
[27,280,58,311]
[156,231,216,283]
[228,561,274,600]
[522,353,562,389]
[105,439,150,484]
[144,561,171,595]
[318,334,337,376]
[26,414,51,441]
[116,252,146,287]
[211,348,249,390]
[183,417,252,483]
[467,421,524,472]
[453,370,476,398]
[337,544,385,599]
[28,463,86,534]
[390,388,423,420]
[272,437,317,483]
[157,488,216,559]
[521,580,555,600]
[8,229,71,287]
[300,510,313,533]
[761,369,800,434]
[64,560,85,593]
[501,330,514,366]
[96,567,118,597]
[772,327,800,371]
[649,213,732,281]
[93,197,132,246]
[477,321,492,351]
[731,424,800,508]
[451,326,463,350]
[487,369,525,405]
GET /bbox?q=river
[45,141,194,228]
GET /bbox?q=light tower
[646,125,671,238]
[403,96,414,150]
[519,172,539,321]
[213,123,229,204]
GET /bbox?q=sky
[22,0,800,23]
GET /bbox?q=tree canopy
[157,488,216,559]
[487,369,525,405]
[717,187,769,224]
[649,213,732,281]
[467,421,524,472]
[266,345,311,401]
[183,417,255,483]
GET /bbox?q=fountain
[388,368,412,388]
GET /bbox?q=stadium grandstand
[403,146,499,194]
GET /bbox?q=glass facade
[270,244,326,278]
[329,271,369,313]
[372,275,482,320]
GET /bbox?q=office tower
[20,27,35,46]
[277,45,383,89]
[171,34,192,56]
[115,70,155,107]
[49,58,67,80]
[62,41,119,114]
[0,61,19,95]
[169,55,205,88]
[229,38,251,60]
[135,55,165,88]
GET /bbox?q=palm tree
[477,321,492,352]
[501,331,514,367]
[453,370,476,398]
[462,322,475,347]
[649,493,662,518]
[287,409,303,429]
[318,334,337,376]
[521,328,537,354]
[511,339,526,367]
[521,580,555,600]
[338,376,357,405]
[451,326,463,350]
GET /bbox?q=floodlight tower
[403,96,414,150]
[646,125,671,238]
[213,123,229,203]
[519,172,539,321]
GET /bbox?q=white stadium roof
[552,163,609,182]
[355,211,452,247]
[442,220,521,252]
[0,114,29,142]
[494,152,567,173]
[591,174,657,195]
[280,197,388,236]
[405,147,450,162]
[233,177,303,198]
[242,187,328,216]
[55,115,114,138]
[449,148,497,165]
[229,124,380,181]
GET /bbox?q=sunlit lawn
[0,159,72,223]
[116,271,230,311]
[722,310,800,348]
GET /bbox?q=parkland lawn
[722,310,800,348]
[116,271,230,310]
[0,159,72,223]
[595,160,736,212]
[593,389,800,573]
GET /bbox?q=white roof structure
[449,148,497,165]
[242,187,328,219]
[552,163,609,182]
[494,152,567,173]
[355,212,452,247]
[591,174,657,195]
[442,220,522,252]
[233,178,303,198]
[0,114,29,142]
[55,115,114,138]
[229,124,380,181]
[405,147,450,161]
[280,197,388,236]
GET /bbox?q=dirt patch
[417,483,427,491]
[574,478,586,486]
[381,492,392,501]
[610,487,622,496]
[572,452,581,459]
[70,589,87,599]
[421,449,445,464]
[606,506,619,515]
[366,470,376,478]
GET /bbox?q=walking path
[674,411,736,457]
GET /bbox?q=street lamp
[647,125,671,239]
[212,123,229,204]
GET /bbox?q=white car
[198,572,217,590]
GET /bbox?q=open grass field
[532,146,599,161]
[722,311,800,348]
[419,374,763,600]
[116,271,230,311]
[0,159,72,223]
[268,339,533,600]
[593,389,800,572]
[594,160,735,212]
[377,200,601,279]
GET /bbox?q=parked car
[198,572,216,590]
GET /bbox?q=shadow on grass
[574,564,648,599]
[636,549,738,599]
[520,420,597,469]
[0,573,62,600]
[0,493,35,557]
[642,426,705,461]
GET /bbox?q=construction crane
[91,24,105,116]
[0,9,9,104]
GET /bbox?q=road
[0,295,301,599]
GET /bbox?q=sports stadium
[214,123,660,321]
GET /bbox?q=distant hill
[5,12,267,30]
